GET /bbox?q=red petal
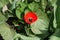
[24,12,38,24]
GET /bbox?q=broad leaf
[31,19,49,34]
[31,9,49,34]
[0,22,16,40]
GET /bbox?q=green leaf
[31,19,49,34]
[19,2,27,12]
[31,9,49,34]
[14,34,41,40]
[0,22,16,40]
[0,0,9,8]
[28,2,39,11]
[16,2,27,19]
[0,12,6,24]
[49,28,60,40]
[16,8,22,19]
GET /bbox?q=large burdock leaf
[0,0,9,8]
[31,19,49,34]
[14,34,41,40]
[31,9,49,34]
[0,22,16,40]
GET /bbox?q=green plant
[0,0,60,40]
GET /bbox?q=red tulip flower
[24,12,38,24]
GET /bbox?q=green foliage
[31,10,49,34]
[0,0,60,40]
